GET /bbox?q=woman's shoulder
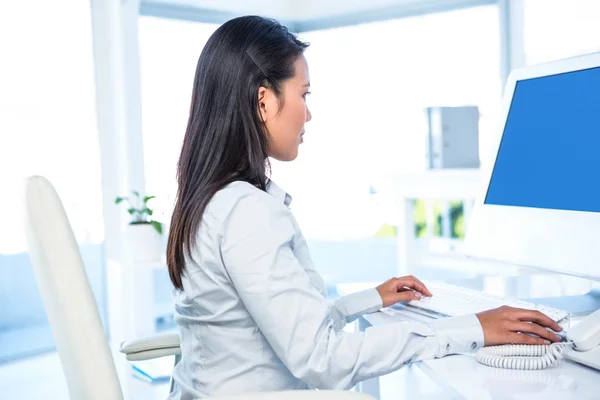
[205,180,280,222]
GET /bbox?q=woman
[166,15,562,399]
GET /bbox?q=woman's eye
[303,91,311,99]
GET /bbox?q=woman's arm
[328,288,382,331]
[219,193,485,390]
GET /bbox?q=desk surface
[362,309,600,400]
[338,277,600,400]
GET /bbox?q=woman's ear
[258,86,268,123]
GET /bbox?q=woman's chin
[271,149,299,162]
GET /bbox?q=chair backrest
[24,176,123,400]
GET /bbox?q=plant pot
[124,223,163,264]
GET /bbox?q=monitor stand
[523,287,600,317]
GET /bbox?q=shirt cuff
[427,314,485,356]
[335,288,383,320]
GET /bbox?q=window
[0,0,105,361]
[523,0,600,66]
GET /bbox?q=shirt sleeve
[328,288,383,331]
[220,193,485,390]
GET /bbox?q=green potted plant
[115,191,164,263]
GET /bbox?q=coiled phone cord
[476,342,573,370]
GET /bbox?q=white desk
[338,276,600,400]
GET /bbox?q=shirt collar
[266,179,292,207]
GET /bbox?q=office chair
[24,176,374,400]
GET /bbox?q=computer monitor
[465,52,600,282]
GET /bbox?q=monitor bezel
[465,52,600,280]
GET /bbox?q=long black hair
[167,16,309,290]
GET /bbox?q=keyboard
[391,281,570,325]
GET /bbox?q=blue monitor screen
[485,66,600,213]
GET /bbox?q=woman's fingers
[509,321,561,342]
[393,276,432,297]
[376,277,428,306]
[393,289,423,303]
[513,309,562,332]
[507,332,551,346]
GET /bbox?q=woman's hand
[476,306,563,346]
[376,276,433,307]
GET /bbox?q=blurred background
[0,0,599,398]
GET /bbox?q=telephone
[476,308,600,370]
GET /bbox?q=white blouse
[168,180,484,399]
